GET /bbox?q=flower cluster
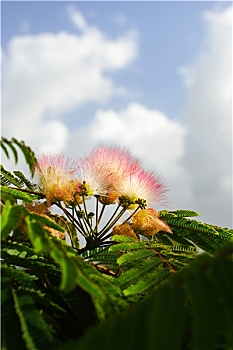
[35,146,170,247]
[36,146,167,209]
[76,146,168,208]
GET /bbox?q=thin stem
[73,205,90,237]
[97,207,127,240]
[94,198,107,236]
[97,202,106,226]
[94,196,99,235]
[75,197,95,237]
[123,205,140,224]
[96,203,121,237]
[82,195,92,230]
[148,248,175,273]
[56,202,88,238]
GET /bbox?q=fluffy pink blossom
[76,154,114,198]
[81,146,167,207]
[35,153,79,205]
[78,146,140,202]
[119,167,167,208]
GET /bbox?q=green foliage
[1,137,37,176]
[1,186,40,203]
[58,244,233,350]
[158,209,233,254]
[1,201,23,238]
[1,138,233,350]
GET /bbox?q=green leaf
[116,257,162,288]
[0,165,24,188]
[166,217,218,234]
[1,137,37,176]
[49,214,79,247]
[1,138,18,164]
[28,212,65,233]
[123,267,171,296]
[26,217,51,254]
[13,171,37,190]
[109,241,146,253]
[58,244,233,350]
[1,186,38,202]
[159,209,200,218]
[13,291,55,350]
[50,240,77,293]
[11,138,37,177]
[117,248,154,265]
[1,277,27,350]
[1,201,22,238]
[0,141,10,159]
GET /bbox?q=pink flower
[80,146,168,208]
[119,167,167,208]
[79,146,141,202]
[76,153,113,198]
[35,153,78,205]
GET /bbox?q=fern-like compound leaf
[117,248,154,265]
[12,290,56,350]
[159,209,200,218]
[13,170,37,190]
[116,257,162,289]
[1,137,37,176]
[0,165,24,188]
[1,186,39,202]
[123,267,171,296]
[1,137,18,164]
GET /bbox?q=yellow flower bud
[112,222,138,241]
[98,186,119,205]
[132,208,172,237]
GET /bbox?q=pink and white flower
[79,146,141,203]
[76,153,113,198]
[35,153,78,205]
[79,145,168,207]
[118,167,167,208]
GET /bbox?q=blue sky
[2,1,225,120]
[1,1,232,227]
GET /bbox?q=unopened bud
[112,222,138,241]
[98,186,119,205]
[132,208,172,237]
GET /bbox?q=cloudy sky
[1,1,232,228]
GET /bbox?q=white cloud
[179,6,232,226]
[67,6,88,31]
[2,8,138,153]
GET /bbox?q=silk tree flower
[78,146,136,204]
[76,155,115,198]
[117,166,167,209]
[35,153,78,205]
[77,146,141,202]
[132,208,172,237]
[80,145,167,208]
